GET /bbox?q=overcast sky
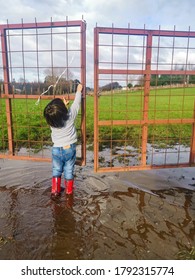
[1,0,194,30]
[0,0,195,87]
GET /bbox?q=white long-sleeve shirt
[50,91,82,147]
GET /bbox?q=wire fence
[1,20,195,172]
[94,25,195,172]
[0,18,86,165]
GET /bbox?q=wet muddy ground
[0,154,195,260]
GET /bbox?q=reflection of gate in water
[94,26,195,172]
[0,19,86,165]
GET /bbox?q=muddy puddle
[0,154,195,260]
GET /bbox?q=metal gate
[1,21,195,172]
[94,25,195,172]
[0,19,86,165]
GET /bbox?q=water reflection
[50,196,83,259]
[0,174,194,260]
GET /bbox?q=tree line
[0,67,195,95]
[0,77,81,95]
[150,74,195,86]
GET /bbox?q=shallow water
[0,157,195,260]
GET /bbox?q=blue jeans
[52,144,76,180]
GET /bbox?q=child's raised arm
[77,83,83,93]
[70,83,83,120]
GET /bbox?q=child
[43,83,83,197]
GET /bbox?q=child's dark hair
[43,98,69,128]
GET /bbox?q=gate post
[1,27,14,155]
[94,27,99,172]
[80,20,87,165]
[141,32,152,166]
[190,100,195,164]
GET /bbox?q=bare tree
[44,67,74,94]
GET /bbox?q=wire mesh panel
[0,19,86,165]
[94,25,195,172]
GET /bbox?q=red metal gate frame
[0,19,86,165]
[94,26,195,172]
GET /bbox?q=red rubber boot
[51,177,61,197]
[65,179,74,195]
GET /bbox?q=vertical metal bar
[1,25,14,155]
[35,18,40,89]
[181,26,190,119]
[125,23,130,161]
[21,19,30,153]
[141,32,152,166]
[21,19,26,88]
[80,20,86,165]
[151,26,161,166]
[94,26,99,171]
[65,16,69,97]
[189,100,195,164]
[110,24,114,167]
[50,17,54,95]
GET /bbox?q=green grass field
[89,87,195,148]
[96,87,195,120]
[0,87,195,151]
